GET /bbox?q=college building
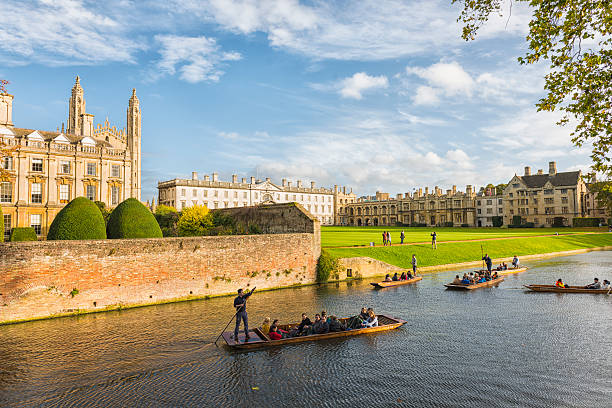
[0,76,141,239]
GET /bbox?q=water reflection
[0,252,611,407]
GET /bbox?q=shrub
[107,198,162,239]
[155,205,179,237]
[94,201,111,223]
[0,205,3,242]
[552,217,566,227]
[443,222,454,227]
[608,218,612,226]
[410,223,427,227]
[9,227,38,241]
[177,205,213,236]
[47,197,107,240]
[512,215,522,226]
[492,216,503,227]
[572,217,602,227]
[316,250,338,282]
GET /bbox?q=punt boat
[524,284,611,294]
[474,267,528,275]
[370,276,423,288]
[221,314,407,350]
[444,276,505,290]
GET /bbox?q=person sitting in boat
[512,255,519,268]
[461,274,471,284]
[268,325,284,340]
[261,317,271,335]
[313,314,330,334]
[602,280,610,289]
[585,278,601,289]
[555,279,565,288]
[360,307,369,321]
[478,275,486,283]
[296,313,312,335]
[503,262,508,270]
[384,274,392,282]
[362,310,379,328]
[392,273,399,281]
[492,271,499,280]
[328,315,346,332]
[452,275,462,284]
[272,319,290,337]
[400,272,407,280]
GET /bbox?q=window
[293,194,297,201]
[2,156,13,170]
[544,198,554,204]
[486,200,492,205]
[509,193,513,197]
[30,214,41,235]
[86,185,96,201]
[31,183,42,203]
[561,197,568,204]
[111,186,120,205]
[545,207,554,214]
[544,189,554,195]
[32,158,43,172]
[224,191,228,198]
[533,208,538,214]
[86,162,97,176]
[243,192,247,199]
[1,182,12,203]
[181,189,186,197]
[203,190,208,197]
[454,200,461,207]
[193,189,197,197]
[562,206,569,214]
[3,214,11,240]
[486,208,492,214]
[59,161,71,174]
[498,199,502,205]
[111,164,121,178]
[59,184,70,203]
[477,209,481,214]
[561,189,567,194]
[533,198,538,204]
[214,190,218,197]
[512,183,519,188]
[234,191,238,198]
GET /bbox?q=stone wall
[0,203,320,324]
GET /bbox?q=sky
[0,0,593,200]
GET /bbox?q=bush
[9,227,38,241]
[492,216,503,227]
[155,205,179,237]
[552,217,566,227]
[0,205,3,242]
[94,201,111,224]
[508,223,535,228]
[608,218,612,226]
[410,223,427,227]
[107,198,162,239]
[316,250,338,282]
[47,197,107,240]
[461,224,469,227]
[443,222,454,227]
[572,217,602,227]
[512,215,522,226]
[177,205,213,236]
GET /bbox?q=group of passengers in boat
[384,271,416,282]
[260,307,379,340]
[555,278,610,289]
[452,270,499,285]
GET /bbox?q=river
[1,251,611,407]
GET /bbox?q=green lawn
[321,226,607,248]
[325,233,612,269]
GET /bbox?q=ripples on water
[1,252,611,407]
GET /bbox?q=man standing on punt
[234,287,256,342]
[482,254,493,273]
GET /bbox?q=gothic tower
[67,76,86,135]
[127,88,141,200]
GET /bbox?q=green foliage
[94,201,111,223]
[495,184,507,195]
[47,197,107,240]
[552,217,566,227]
[453,0,612,184]
[70,288,79,297]
[155,205,179,237]
[177,205,213,236]
[106,198,162,239]
[248,223,262,234]
[316,250,338,282]
[492,216,503,227]
[512,215,522,226]
[573,217,602,227]
[0,205,3,243]
[443,222,454,227]
[587,180,612,214]
[9,227,37,242]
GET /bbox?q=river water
[1,252,611,407]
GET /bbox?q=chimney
[343,186,346,194]
[297,180,303,188]
[405,193,410,199]
[204,175,210,182]
[212,172,218,182]
[287,181,292,188]
[446,189,452,195]
[417,188,423,197]
[452,185,457,195]
[334,184,338,193]
[250,176,255,184]
[241,177,246,183]
[191,171,198,181]
[265,177,271,182]
[524,166,531,176]
[311,181,315,189]
[537,169,543,175]
[397,193,402,200]
[282,178,287,187]
[0,93,14,127]
[466,185,473,195]
[425,187,429,196]
[549,161,557,175]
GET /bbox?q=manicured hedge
[9,227,38,242]
[47,197,107,240]
[492,216,503,227]
[0,205,3,243]
[107,198,162,239]
[572,217,601,227]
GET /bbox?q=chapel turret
[127,88,141,200]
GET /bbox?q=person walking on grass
[382,231,386,246]
[431,231,437,249]
[387,231,391,245]
[411,254,418,276]
[400,230,405,244]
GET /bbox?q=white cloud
[218,131,239,139]
[153,35,241,83]
[407,61,475,97]
[339,72,388,99]
[413,86,440,106]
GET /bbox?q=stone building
[503,162,586,227]
[342,185,476,227]
[333,185,357,225]
[475,187,503,227]
[581,174,610,221]
[158,172,337,225]
[0,76,141,239]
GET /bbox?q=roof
[518,171,581,188]
[10,127,112,147]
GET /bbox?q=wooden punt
[221,314,407,350]
[370,276,423,288]
[444,276,505,290]
[474,267,528,276]
[524,284,611,294]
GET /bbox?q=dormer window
[81,136,96,146]
[27,130,44,141]
[54,134,70,144]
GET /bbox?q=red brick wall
[0,233,319,323]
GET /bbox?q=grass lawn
[321,226,607,248]
[325,233,612,269]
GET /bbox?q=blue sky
[0,0,592,200]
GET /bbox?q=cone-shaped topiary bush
[0,205,3,242]
[107,198,162,239]
[47,197,107,240]
[9,227,38,242]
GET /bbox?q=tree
[453,1,611,181]
[177,205,213,236]
[495,183,508,195]
[94,201,111,223]
[154,204,179,237]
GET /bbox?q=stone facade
[0,77,141,239]
[158,172,341,225]
[582,174,611,221]
[475,188,503,227]
[343,185,476,227]
[503,162,587,227]
[334,185,357,225]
